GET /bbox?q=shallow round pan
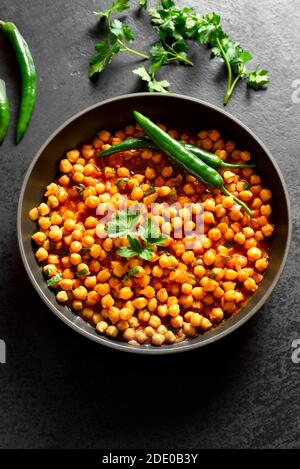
[17,93,291,354]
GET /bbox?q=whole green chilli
[133,111,253,216]
[99,136,255,170]
[0,79,10,144]
[0,21,36,143]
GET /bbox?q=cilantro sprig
[88,0,269,104]
[89,1,149,78]
[104,209,168,260]
[148,2,269,104]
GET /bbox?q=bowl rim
[17,92,292,354]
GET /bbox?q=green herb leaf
[122,266,140,282]
[133,66,170,93]
[139,0,148,9]
[138,247,154,260]
[170,189,177,202]
[81,247,91,256]
[243,182,251,190]
[247,67,270,89]
[116,177,130,189]
[77,268,89,276]
[105,209,141,238]
[94,0,129,20]
[118,246,138,258]
[47,274,62,287]
[89,36,120,77]
[74,184,85,196]
[138,219,168,246]
[111,19,135,42]
[210,270,218,279]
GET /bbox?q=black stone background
[0,0,299,449]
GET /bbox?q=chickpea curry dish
[29,111,274,347]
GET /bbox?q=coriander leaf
[139,247,154,260]
[243,182,250,190]
[196,12,223,45]
[128,234,143,251]
[144,186,156,197]
[116,177,130,189]
[210,270,218,279]
[81,247,91,255]
[139,0,148,9]
[170,189,177,202]
[94,0,129,19]
[118,246,138,258]
[105,209,141,238]
[133,67,170,93]
[88,37,120,77]
[47,274,62,287]
[247,68,270,89]
[123,266,139,282]
[111,19,134,42]
[77,268,89,276]
[149,78,170,93]
[138,219,168,246]
[74,184,85,196]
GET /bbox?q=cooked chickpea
[210,307,224,323]
[182,251,195,265]
[36,247,48,262]
[119,287,134,300]
[255,258,268,272]
[247,247,262,262]
[100,294,114,308]
[29,207,39,221]
[56,291,68,302]
[133,297,148,309]
[60,279,73,291]
[151,333,165,346]
[73,286,88,300]
[260,188,272,202]
[244,278,257,292]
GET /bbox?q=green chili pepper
[0,79,10,144]
[0,21,36,143]
[133,111,253,216]
[99,136,255,170]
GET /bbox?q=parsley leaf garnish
[138,219,168,246]
[118,235,155,260]
[243,182,251,190]
[133,66,170,92]
[47,274,62,287]
[116,177,130,189]
[110,19,135,42]
[139,0,148,9]
[74,184,85,196]
[94,0,129,20]
[247,67,270,90]
[89,1,148,78]
[122,266,140,282]
[77,268,89,276]
[104,209,141,238]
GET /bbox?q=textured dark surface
[0,0,299,450]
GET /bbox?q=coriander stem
[224,72,243,105]
[216,37,233,105]
[0,20,5,27]
[168,55,194,66]
[118,40,149,60]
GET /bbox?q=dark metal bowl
[17,93,291,354]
